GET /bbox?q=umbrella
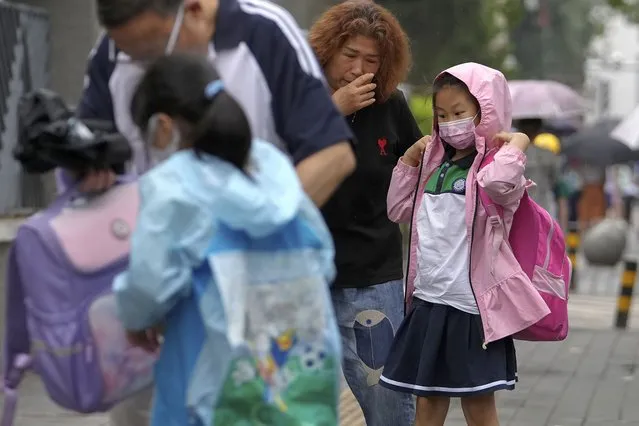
[542,118,581,137]
[508,80,586,120]
[561,119,639,166]
[611,105,639,149]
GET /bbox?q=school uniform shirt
[62,0,353,190]
[413,149,479,314]
[322,91,422,288]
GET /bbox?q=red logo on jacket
[378,138,388,156]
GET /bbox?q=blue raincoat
[113,140,341,426]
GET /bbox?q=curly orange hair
[309,0,411,103]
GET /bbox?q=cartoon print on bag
[256,329,297,412]
[212,273,339,426]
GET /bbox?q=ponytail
[190,81,252,169]
[131,53,252,170]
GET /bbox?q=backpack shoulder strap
[2,237,32,426]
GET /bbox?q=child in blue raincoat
[113,53,341,426]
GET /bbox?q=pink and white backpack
[479,150,570,341]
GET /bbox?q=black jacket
[322,90,423,288]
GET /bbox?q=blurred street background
[4,0,639,425]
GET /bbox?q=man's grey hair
[97,0,182,28]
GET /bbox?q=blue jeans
[331,280,415,426]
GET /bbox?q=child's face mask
[438,115,477,150]
[147,114,181,166]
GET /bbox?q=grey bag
[582,218,628,266]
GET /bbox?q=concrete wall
[9,0,101,104]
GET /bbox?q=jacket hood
[435,62,512,151]
[181,139,303,237]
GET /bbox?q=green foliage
[408,93,434,135]
[510,0,604,89]
[377,0,523,85]
[376,0,601,91]
[607,0,639,22]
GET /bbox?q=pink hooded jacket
[387,63,550,345]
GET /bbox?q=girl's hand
[493,132,531,152]
[402,136,432,167]
[79,169,117,193]
[126,326,163,353]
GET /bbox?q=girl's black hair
[131,53,251,170]
[432,72,481,114]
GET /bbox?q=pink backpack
[479,150,570,341]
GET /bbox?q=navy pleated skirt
[380,298,517,398]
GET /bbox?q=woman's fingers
[360,97,376,108]
[355,83,377,94]
[361,90,376,100]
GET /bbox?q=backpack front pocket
[25,298,102,411]
[25,292,156,412]
[86,292,156,405]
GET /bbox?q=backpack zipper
[543,208,555,269]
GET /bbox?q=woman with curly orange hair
[309,2,420,424]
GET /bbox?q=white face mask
[146,114,181,167]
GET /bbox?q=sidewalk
[8,328,639,426]
[340,329,639,426]
[463,329,639,426]
[337,296,639,426]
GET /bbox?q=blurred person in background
[578,162,607,230]
[605,167,623,218]
[309,1,420,424]
[514,119,562,217]
[543,120,580,232]
[555,158,583,232]
[66,0,356,424]
[617,162,639,223]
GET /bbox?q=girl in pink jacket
[379,63,541,426]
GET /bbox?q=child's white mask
[146,114,181,166]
